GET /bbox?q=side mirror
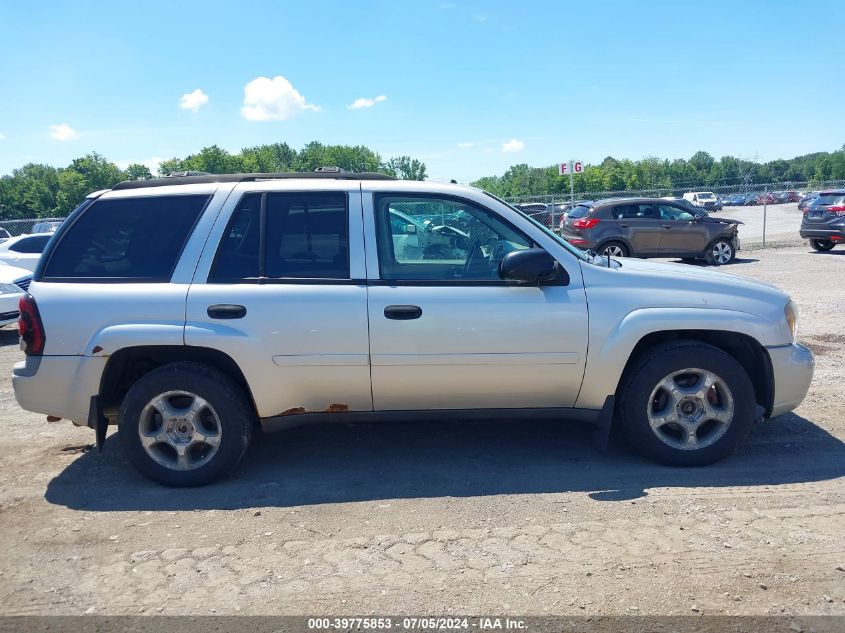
[499,248,567,285]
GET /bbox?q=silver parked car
[13,171,813,486]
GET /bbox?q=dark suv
[800,190,845,251]
[560,198,742,265]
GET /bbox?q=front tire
[118,362,253,486]
[809,239,835,252]
[706,238,735,265]
[618,341,756,466]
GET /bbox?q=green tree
[382,156,428,180]
[124,163,153,181]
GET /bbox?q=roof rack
[111,170,396,191]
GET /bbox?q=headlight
[0,283,22,295]
[784,299,799,343]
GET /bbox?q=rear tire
[118,362,253,486]
[705,238,735,265]
[599,241,629,258]
[618,341,756,466]
[809,239,835,252]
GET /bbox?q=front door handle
[207,304,247,319]
[384,305,422,320]
[619,223,629,228]
[661,224,672,229]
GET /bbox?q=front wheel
[118,362,253,486]
[809,239,835,252]
[706,239,735,265]
[599,241,629,257]
[618,341,756,466]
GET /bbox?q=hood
[587,256,787,307]
[0,262,32,285]
[700,215,743,225]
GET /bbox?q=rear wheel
[618,341,756,466]
[118,362,253,486]
[809,239,835,252]
[706,239,735,265]
[599,241,629,257]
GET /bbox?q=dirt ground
[0,245,842,617]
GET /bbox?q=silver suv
[13,172,814,486]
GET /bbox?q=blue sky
[0,0,842,182]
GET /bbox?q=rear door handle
[661,224,672,229]
[384,305,422,320]
[207,304,247,319]
[619,224,629,228]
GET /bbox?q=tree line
[0,142,427,220]
[471,146,845,199]
[2,141,844,219]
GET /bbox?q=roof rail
[111,171,396,191]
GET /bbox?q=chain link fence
[0,217,64,239]
[506,180,845,249]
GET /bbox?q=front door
[363,192,589,411]
[656,204,708,255]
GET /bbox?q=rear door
[611,203,661,254]
[185,182,372,418]
[657,203,708,255]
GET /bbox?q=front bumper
[766,343,814,418]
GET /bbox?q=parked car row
[720,191,801,207]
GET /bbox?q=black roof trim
[111,171,396,191]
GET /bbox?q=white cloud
[179,88,209,112]
[457,142,475,148]
[241,75,318,121]
[501,138,525,153]
[347,94,387,110]
[49,123,78,141]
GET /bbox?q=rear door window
[42,195,209,281]
[612,204,655,219]
[9,235,51,253]
[210,191,350,282]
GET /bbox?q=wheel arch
[617,330,774,418]
[99,345,257,420]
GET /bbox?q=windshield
[697,193,715,199]
[480,191,592,262]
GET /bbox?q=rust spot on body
[279,407,307,416]
[277,403,349,416]
[325,403,349,413]
[92,346,103,354]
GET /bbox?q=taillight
[573,218,600,229]
[18,294,45,356]
[828,205,845,216]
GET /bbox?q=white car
[12,172,813,486]
[0,262,32,327]
[0,234,52,272]
[683,191,719,211]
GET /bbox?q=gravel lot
[0,245,842,617]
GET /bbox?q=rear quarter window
[42,194,209,281]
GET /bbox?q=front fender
[575,307,779,410]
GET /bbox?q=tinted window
[43,195,208,280]
[611,204,655,219]
[10,235,51,253]
[374,194,531,281]
[265,192,348,278]
[210,191,349,281]
[567,205,592,219]
[210,193,261,280]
